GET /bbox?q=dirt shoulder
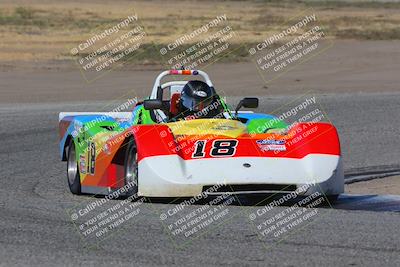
[1,0,400,64]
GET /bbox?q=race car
[59,69,344,200]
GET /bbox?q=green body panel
[246,118,288,134]
[132,106,156,125]
[73,118,126,160]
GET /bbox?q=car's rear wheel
[124,138,138,197]
[67,139,81,194]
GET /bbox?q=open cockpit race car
[59,69,344,201]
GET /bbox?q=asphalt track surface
[1,92,400,266]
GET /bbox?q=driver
[174,80,224,120]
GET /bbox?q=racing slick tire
[124,138,139,197]
[67,139,82,195]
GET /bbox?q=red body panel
[131,122,340,161]
[79,122,340,189]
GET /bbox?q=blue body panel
[237,112,277,125]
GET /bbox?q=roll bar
[150,70,214,99]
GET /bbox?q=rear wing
[59,112,132,122]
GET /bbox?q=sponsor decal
[256,139,286,151]
[116,117,130,123]
[87,142,96,175]
[211,125,236,131]
[79,155,86,174]
[103,143,112,155]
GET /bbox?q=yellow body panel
[166,119,247,138]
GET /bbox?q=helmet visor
[182,95,213,112]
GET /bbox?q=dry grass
[0,0,400,63]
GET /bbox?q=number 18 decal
[192,139,238,158]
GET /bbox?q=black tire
[124,138,139,197]
[67,139,81,195]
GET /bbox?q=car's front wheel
[67,139,81,195]
[124,138,139,197]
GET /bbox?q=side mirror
[144,99,163,110]
[235,97,259,116]
[241,97,259,108]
